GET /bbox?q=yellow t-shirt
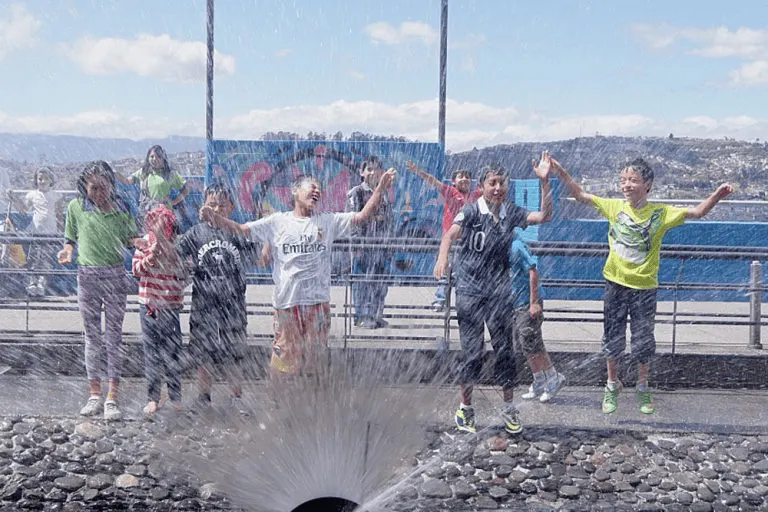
[591,196,687,289]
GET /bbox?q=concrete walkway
[3,376,768,436]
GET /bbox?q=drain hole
[291,496,359,512]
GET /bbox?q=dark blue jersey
[453,197,528,297]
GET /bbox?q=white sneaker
[540,372,567,403]
[79,396,103,416]
[103,400,123,421]
[521,380,545,400]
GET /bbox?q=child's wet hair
[33,166,55,188]
[479,163,507,185]
[77,160,116,198]
[203,183,234,205]
[451,169,471,182]
[291,175,320,194]
[625,158,654,183]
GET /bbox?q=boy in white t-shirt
[200,169,396,376]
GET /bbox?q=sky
[3,0,768,152]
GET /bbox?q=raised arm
[550,156,594,204]
[405,161,443,190]
[433,223,461,280]
[525,152,554,225]
[685,183,733,220]
[199,207,250,237]
[351,168,397,225]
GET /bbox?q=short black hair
[77,160,115,198]
[451,169,471,182]
[203,182,234,204]
[625,158,654,183]
[479,163,507,185]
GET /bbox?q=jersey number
[471,231,486,252]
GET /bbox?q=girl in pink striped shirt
[131,205,187,417]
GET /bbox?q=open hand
[379,168,397,189]
[57,246,73,265]
[433,256,448,280]
[532,151,552,181]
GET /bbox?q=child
[434,153,553,435]
[551,156,732,414]
[201,170,396,379]
[345,157,395,329]
[58,161,146,421]
[405,161,481,311]
[131,205,187,418]
[117,145,189,226]
[177,184,258,413]
[509,232,566,403]
[8,166,65,295]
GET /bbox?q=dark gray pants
[140,304,183,402]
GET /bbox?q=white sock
[637,382,648,392]
[544,367,558,380]
[460,402,471,410]
[533,371,546,383]
[606,380,619,391]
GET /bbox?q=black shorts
[602,280,657,364]
[455,293,517,388]
[189,313,247,365]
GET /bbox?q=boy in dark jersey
[177,184,259,413]
[434,153,554,435]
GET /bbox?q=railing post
[749,260,763,349]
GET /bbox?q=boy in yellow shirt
[551,157,731,414]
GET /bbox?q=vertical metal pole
[670,258,686,355]
[438,0,448,148]
[749,260,763,349]
[206,0,215,142]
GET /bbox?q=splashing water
[152,349,454,512]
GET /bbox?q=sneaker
[637,389,655,414]
[455,406,476,433]
[602,382,622,414]
[521,381,545,400]
[375,318,389,328]
[431,300,445,313]
[26,284,43,297]
[360,319,378,329]
[231,396,250,416]
[540,372,567,403]
[103,400,122,421]
[501,404,523,435]
[79,396,103,416]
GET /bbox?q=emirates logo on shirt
[282,233,327,255]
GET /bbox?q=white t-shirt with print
[246,211,355,309]
[25,190,63,233]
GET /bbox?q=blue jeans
[352,252,390,324]
[140,304,183,403]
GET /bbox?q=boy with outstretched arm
[551,156,732,414]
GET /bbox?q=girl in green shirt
[59,161,146,421]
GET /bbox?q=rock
[452,480,477,499]
[114,474,139,489]
[420,478,453,499]
[53,476,85,491]
[474,495,499,509]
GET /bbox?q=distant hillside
[0,133,205,163]
[2,133,767,200]
[447,136,768,199]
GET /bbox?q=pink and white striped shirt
[131,244,187,310]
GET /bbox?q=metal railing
[1,234,767,354]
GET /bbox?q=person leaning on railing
[6,166,66,296]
